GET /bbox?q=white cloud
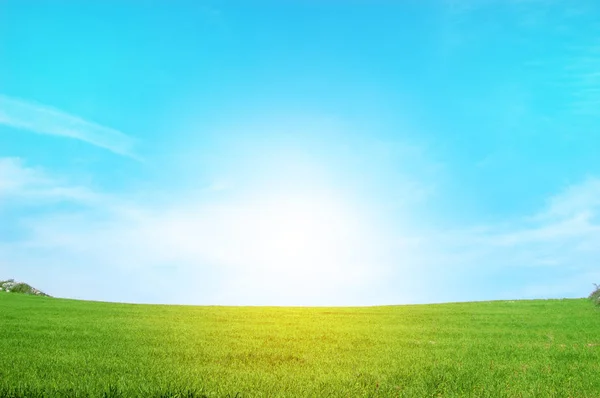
[544,177,600,218]
[0,157,46,194]
[0,157,100,204]
[0,94,137,157]
[407,177,600,301]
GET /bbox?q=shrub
[10,283,34,294]
[589,284,600,305]
[0,279,49,296]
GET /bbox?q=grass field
[1,293,599,397]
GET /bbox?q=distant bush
[590,284,600,306]
[0,279,50,296]
[10,283,34,294]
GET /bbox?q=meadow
[1,293,599,397]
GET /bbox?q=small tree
[590,284,600,305]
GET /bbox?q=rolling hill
[1,292,600,397]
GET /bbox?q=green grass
[1,293,599,397]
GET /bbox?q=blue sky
[1,0,600,305]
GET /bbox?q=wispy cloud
[408,177,600,301]
[0,157,101,205]
[0,94,137,157]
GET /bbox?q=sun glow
[126,143,392,304]
[249,195,352,259]
[203,188,383,304]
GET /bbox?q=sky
[1,1,600,306]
